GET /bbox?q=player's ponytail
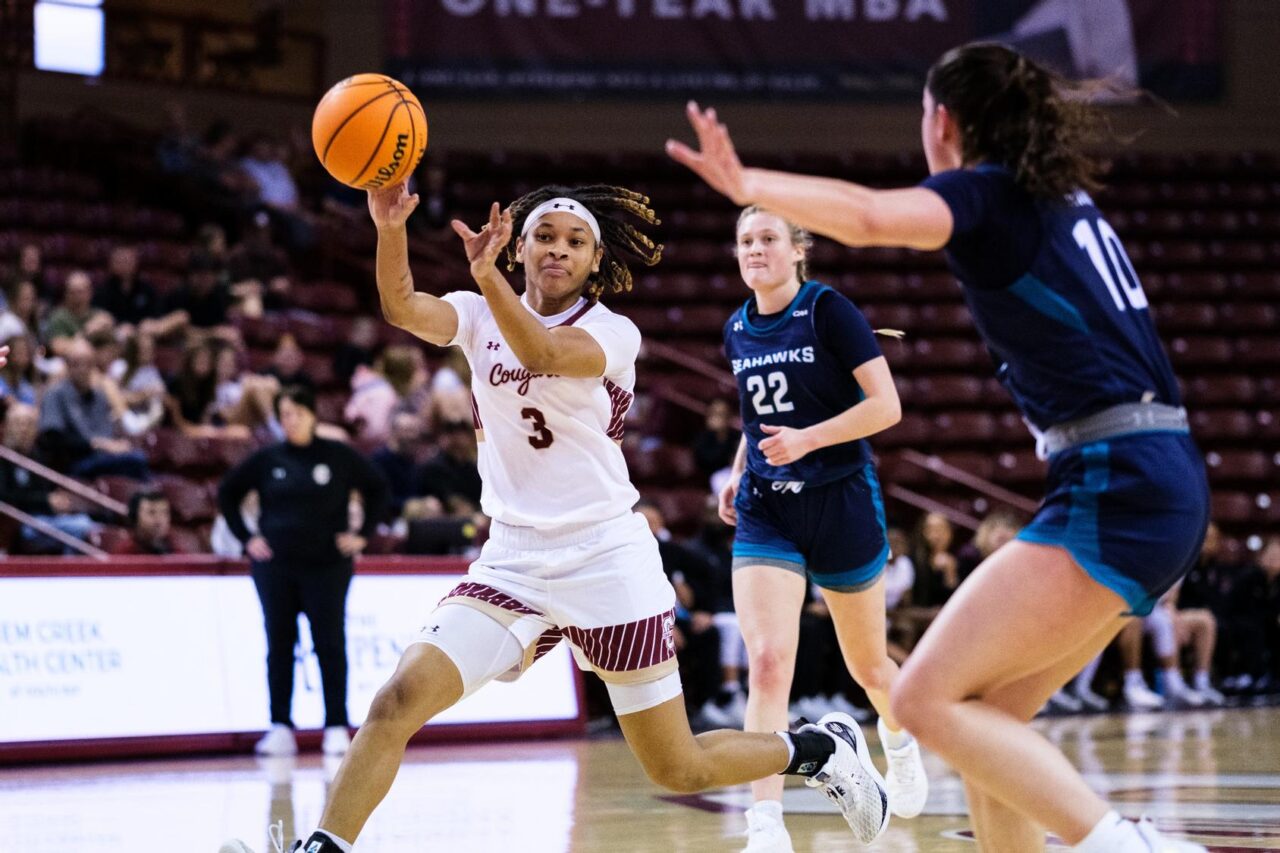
[926,43,1116,200]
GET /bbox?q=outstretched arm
[666,101,954,251]
[369,183,459,346]
[451,203,608,378]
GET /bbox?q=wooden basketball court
[3,707,1279,851]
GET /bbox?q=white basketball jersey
[442,291,640,529]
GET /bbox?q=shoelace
[887,742,918,787]
[268,820,286,853]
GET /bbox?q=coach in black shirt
[218,385,389,757]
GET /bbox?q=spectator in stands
[0,280,40,342]
[93,245,185,339]
[37,338,149,479]
[1219,536,1280,693]
[884,527,916,664]
[3,243,44,294]
[344,346,422,444]
[163,250,236,340]
[1117,583,1220,709]
[1179,521,1235,617]
[415,418,481,517]
[266,333,313,391]
[44,270,114,357]
[911,510,960,606]
[0,402,99,552]
[0,334,38,405]
[241,135,301,214]
[332,316,379,386]
[229,211,292,315]
[109,488,189,555]
[637,500,742,724]
[956,510,1022,581]
[166,340,218,430]
[370,412,426,515]
[217,385,389,758]
[691,397,739,482]
[109,332,167,407]
[428,347,473,425]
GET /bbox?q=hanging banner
[385,0,1220,100]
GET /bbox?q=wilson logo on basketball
[363,133,411,190]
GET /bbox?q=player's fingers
[665,140,703,170]
[760,424,782,434]
[450,220,475,240]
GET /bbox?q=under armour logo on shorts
[486,341,500,350]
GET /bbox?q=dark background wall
[13,0,1280,154]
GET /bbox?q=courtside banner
[0,575,579,744]
[386,0,1220,100]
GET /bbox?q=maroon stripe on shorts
[471,393,483,429]
[531,627,564,664]
[603,378,633,441]
[443,582,539,616]
[564,608,676,672]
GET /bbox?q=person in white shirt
[223,181,890,853]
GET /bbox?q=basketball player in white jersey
[221,182,892,853]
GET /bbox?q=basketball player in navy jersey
[720,206,927,850]
[670,42,1210,853]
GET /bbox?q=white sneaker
[721,691,749,728]
[322,726,351,755]
[254,724,297,756]
[1166,682,1206,708]
[1074,685,1110,712]
[700,699,737,729]
[798,712,890,844]
[1134,817,1208,851]
[877,717,928,818]
[743,804,794,853]
[1124,681,1166,710]
[1195,683,1226,706]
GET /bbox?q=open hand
[759,424,815,466]
[451,202,513,279]
[665,101,753,206]
[367,182,420,230]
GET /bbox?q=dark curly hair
[926,42,1115,200]
[504,184,663,302]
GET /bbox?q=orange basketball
[311,73,428,191]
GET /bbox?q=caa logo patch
[313,464,331,485]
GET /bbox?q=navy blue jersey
[921,165,1181,431]
[724,280,881,486]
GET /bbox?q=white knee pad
[1143,607,1177,659]
[410,604,525,697]
[607,670,684,717]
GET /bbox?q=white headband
[519,197,602,243]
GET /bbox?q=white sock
[880,724,912,749]
[1165,668,1188,691]
[314,829,354,853]
[1074,655,1103,694]
[1073,810,1139,852]
[1123,670,1147,689]
[748,799,784,819]
[776,732,795,764]
[1194,670,1212,691]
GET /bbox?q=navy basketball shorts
[1017,432,1210,616]
[731,465,889,593]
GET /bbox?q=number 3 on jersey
[1073,218,1148,312]
[746,371,795,416]
[521,407,554,449]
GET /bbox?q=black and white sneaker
[798,712,891,844]
[219,821,302,853]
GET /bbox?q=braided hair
[505,184,663,302]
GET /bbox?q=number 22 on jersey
[746,371,795,416]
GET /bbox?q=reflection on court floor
[2,708,1278,851]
